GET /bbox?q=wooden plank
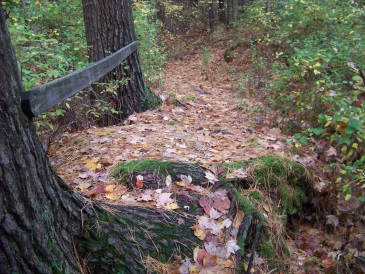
[21,41,138,117]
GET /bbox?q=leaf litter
[47,46,347,273]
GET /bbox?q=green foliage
[133,0,165,84]
[4,0,88,90]
[6,0,164,136]
[234,0,365,200]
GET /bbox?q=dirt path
[49,48,292,189]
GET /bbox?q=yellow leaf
[105,193,120,200]
[188,265,199,274]
[176,181,185,187]
[262,203,271,213]
[105,184,116,192]
[244,262,255,273]
[84,159,102,171]
[166,202,179,210]
[193,228,206,240]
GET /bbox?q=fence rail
[21,41,138,117]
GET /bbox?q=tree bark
[82,0,158,126]
[226,0,233,26]
[0,6,82,272]
[218,0,225,23]
[0,6,198,273]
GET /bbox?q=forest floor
[48,44,362,273]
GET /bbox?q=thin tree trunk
[209,0,215,33]
[219,0,225,23]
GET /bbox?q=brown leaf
[199,197,212,215]
[86,185,107,198]
[212,196,230,213]
[322,257,337,268]
[202,253,218,267]
[233,210,245,230]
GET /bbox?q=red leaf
[322,257,336,269]
[199,197,212,215]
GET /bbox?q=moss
[233,188,266,222]
[221,161,247,170]
[250,190,261,200]
[112,160,173,181]
[261,238,274,259]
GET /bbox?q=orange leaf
[136,179,143,189]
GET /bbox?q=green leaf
[352,75,363,82]
[309,127,323,136]
[359,196,365,202]
[349,118,363,130]
[345,126,356,135]
[294,134,309,145]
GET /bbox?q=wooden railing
[21,41,138,117]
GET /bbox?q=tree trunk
[82,0,158,126]
[226,0,233,26]
[209,0,215,33]
[0,6,82,272]
[218,0,225,23]
[0,6,198,273]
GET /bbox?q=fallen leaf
[177,218,185,225]
[180,174,192,184]
[84,159,102,171]
[226,168,248,179]
[156,192,174,208]
[176,181,186,187]
[197,249,208,263]
[188,265,199,274]
[203,253,218,267]
[105,184,116,192]
[322,257,337,268]
[326,215,339,227]
[136,174,143,188]
[326,147,337,157]
[233,210,245,230]
[199,197,212,215]
[78,173,90,179]
[226,240,240,254]
[86,185,107,198]
[205,170,219,184]
[166,202,179,210]
[243,262,254,273]
[209,208,222,219]
[165,175,172,187]
[137,190,153,201]
[262,203,271,213]
[194,228,206,240]
[212,195,230,213]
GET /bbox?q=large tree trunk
[0,6,198,273]
[82,0,158,126]
[0,6,82,272]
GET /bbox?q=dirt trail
[49,48,292,189]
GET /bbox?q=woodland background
[2,0,365,272]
